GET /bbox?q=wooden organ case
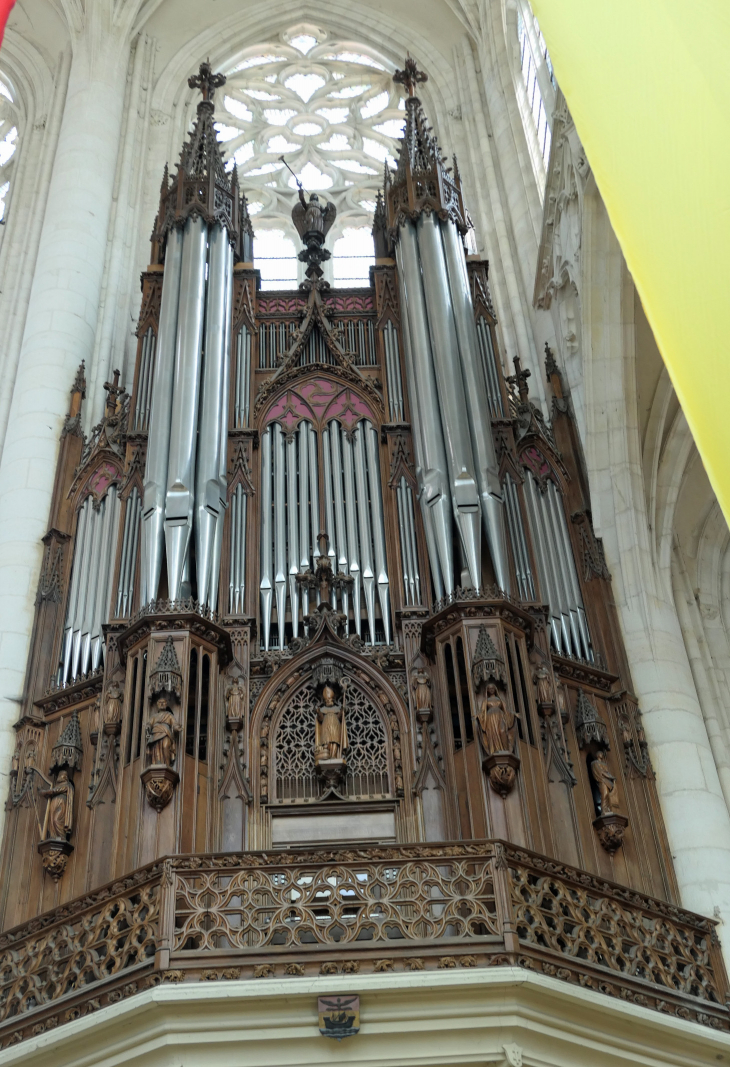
[0,61,693,982]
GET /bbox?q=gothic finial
[71,362,86,398]
[50,711,83,775]
[393,54,428,97]
[188,60,226,104]
[544,342,559,379]
[103,369,122,416]
[507,356,531,403]
[372,190,389,258]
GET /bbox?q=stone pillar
[582,191,730,953]
[0,21,131,825]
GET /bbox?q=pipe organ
[1,58,681,950]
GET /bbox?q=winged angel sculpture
[291,187,337,278]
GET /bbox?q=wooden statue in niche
[37,711,83,880]
[311,657,349,790]
[471,626,520,798]
[142,638,182,812]
[575,689,628,853]
[226,678,245,727]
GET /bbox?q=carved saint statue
[412,668,432,715]
[591,750,619,814]
[146,697,180,768]
[315,683,348,761]
[475,683,516,756]
[226,679,245,721]
[534,664,554,708]
[41,770,74,841]
[103,682,123,727]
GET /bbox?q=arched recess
[248,642,414,849]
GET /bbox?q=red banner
[0,0,15,49]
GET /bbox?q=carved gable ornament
[262,378,377,435]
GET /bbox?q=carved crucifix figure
[393,55,428,97]
[188,60,226,103]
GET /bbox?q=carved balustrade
[0,842,727,1048]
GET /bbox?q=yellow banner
[531,0,730,519]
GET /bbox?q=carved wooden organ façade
[1,59,677,928]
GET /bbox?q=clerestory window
[516,1,556,176]
[216,28,405,290]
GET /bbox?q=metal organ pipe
[364,420,391,643]
[416,212,482,591]
[441,219,511,594]
[340,422,362,634]
[299,420,311,617]
[259,427,273,650]
[165,215,208,600]
[353,423,375,641]
[141,226,183,605]
[396,226,453,596]
[61,489,120,683]
[523,475,564,652]
[273,422,287,650]
[208,253,233,616]
[286,433,300,638]
[503,475,535,602]
[116,486,142,618]
[195,224,231,608]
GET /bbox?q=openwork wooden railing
[0,842,727,1047]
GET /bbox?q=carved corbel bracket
[142,767,179,813]
[483,752,521,798]
[37,839,74,881]
[593,813,628,854]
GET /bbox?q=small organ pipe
[322,427,338,609]
[365,420,391,643]
[229,488,238,615]
[329,422,350,617]
[354,423,375,642]
[286,432,300,638]
[62,501,88,681]
[259,427,273,650]
[116,494,133,617]
[238,491,247,614]
[340,423,361,634]
[416,212,481,591]
[406,481,421,603]
[524,476,563,651]
[165,215,208,600]
[273,423,287,649]
[396,227,454,594]
[543,481,582,657]
[125,489,141,616]
[90,488,119,670]
[299,421,310,617]
[142,225,183,605]
[72,502,97,678]
[476,317,504,418]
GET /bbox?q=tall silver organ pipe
[116,487,142,618]
[416,212,482,591]
[141,226,183,604]
[259,420,320,651]
[195,224,232,609]
[441,219,511,594]
[165,214,207,600]
[523,475,593,661]
[61,489,120,683]
[142,216,234,608]
[476,316,504,418]
[396,229,453,597]
[395,213,512,596]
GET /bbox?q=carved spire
[471,625,506,690]
[151,62,240,257]
[372,189,389,258]
[385,57,467,236]
[50,712,83,775]
[574,689,610,750]
[148,636,183,702]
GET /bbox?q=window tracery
[0,72,19,227]
[216,31,406,288]
[273,680,390,800]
